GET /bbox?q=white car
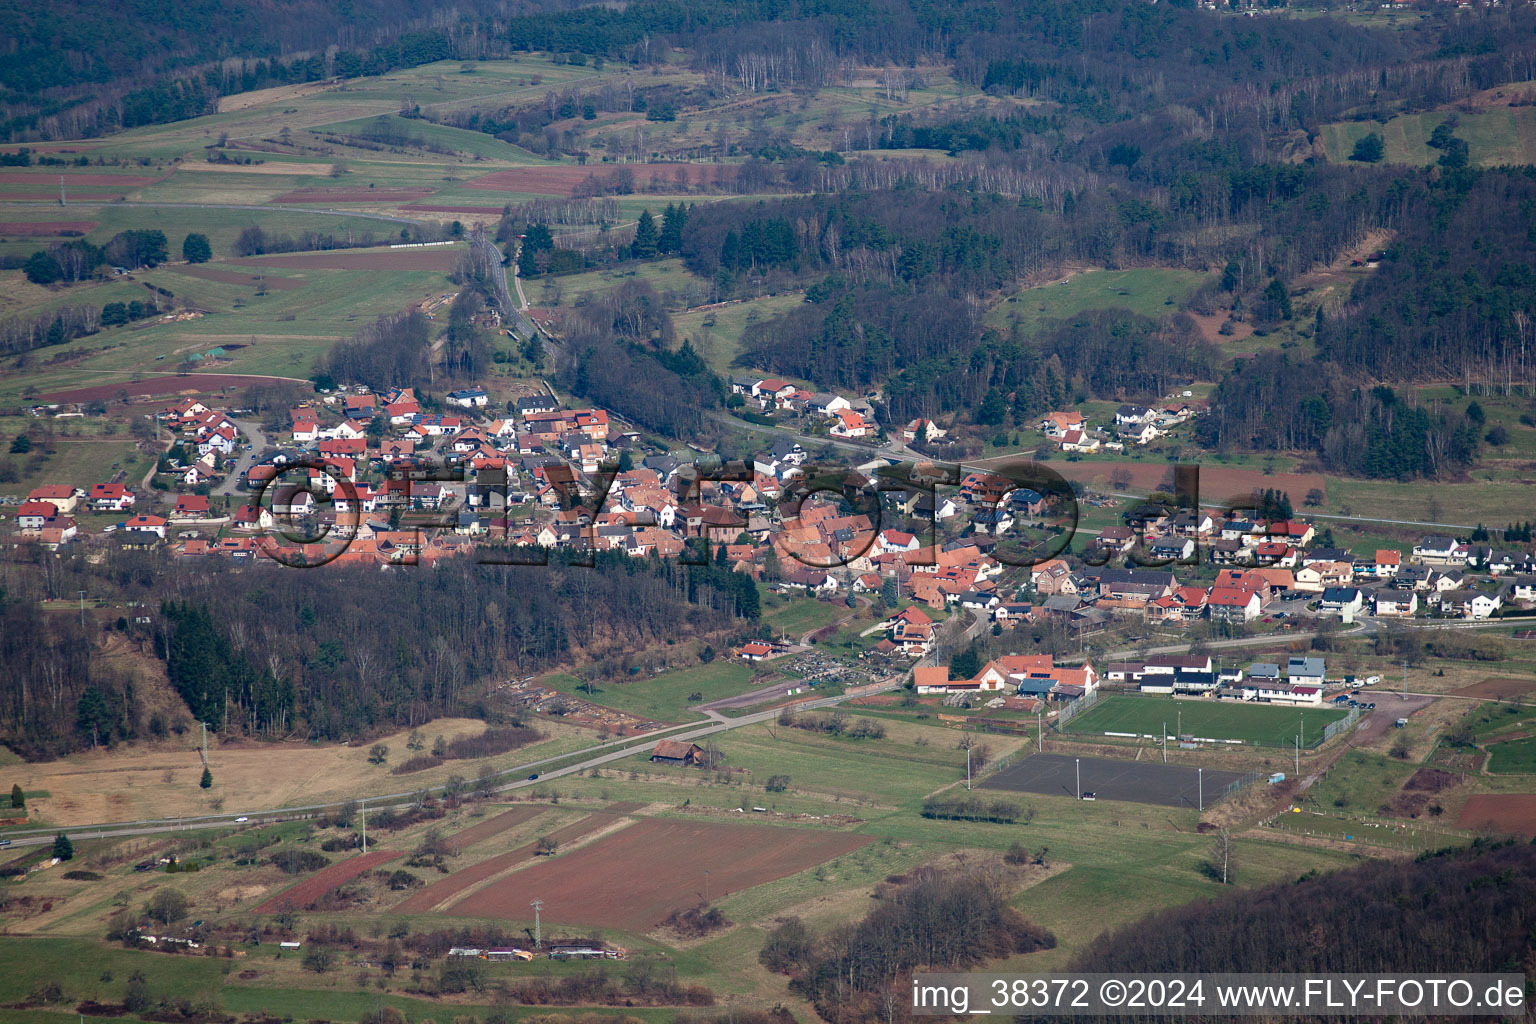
[234,816,248,823]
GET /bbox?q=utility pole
[704,869,710,903]
[1295,734,1300,776]
[1198,767,1203,813]
[361,800,367,855]
[966,746,972,790]
[1037,711,1043,750]
[77,590,87,627]
[58,176,66,207]
[1402,661,1408,701]
[201,722,208,764]
[1162,721,1167,763]
[1075,757,1081,800]
[531,899,543,948]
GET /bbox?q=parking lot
[982,753,1252,808]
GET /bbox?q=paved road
[214,418,267,497]
[0,677,905,850]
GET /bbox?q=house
[27,485,80,513]
[1207,586,1262,623]
[1318,586,1364,617]
[1443,589,1502,620]
[1031,558,1077,595]
[1114,404,1156,427]
[649,740,705,766]
[15,500,56,531]
[1413,536,1464,566]
[123,514,168,540]
[447,387,489,408]
[900,418,946,444]
[1373,591,1418,617]
[1119,420,1159,445]
[1059,429,1100,453]
[738,642,775,662]
[829,410,870,439]
[89,483,136,511]
[807,392,852,416]
[172,495,211,520]
[1286,656,1326,686]
[517,394,558,418]
[1039,411,1086,437]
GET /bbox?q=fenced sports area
[981,753,1257,809]
[1061,694,1351,748]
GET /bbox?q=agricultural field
[1064,695,1349,748]
[446,818,872,931]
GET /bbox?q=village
[6,376,1533,645]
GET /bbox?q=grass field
[1065,695,1349,748]
[1486,736,1536,774]
[674,291,808,375]
[985,267,1209,336]
[1320,105,1536,168]
[542,660,759,723]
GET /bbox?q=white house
[447,387,489,408]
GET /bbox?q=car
[1081,792,1096,801]
[1347,700,1358,707]
[234,816,248,823]
[1367,702,1376,709]
[527,773,539,780]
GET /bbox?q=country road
[0,675,905,850]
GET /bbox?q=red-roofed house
[89,483,136,511]
[27,485,80,513]
[16,500,57,531]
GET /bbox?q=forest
[1059,839,1536,1024]
[0,547,756,759]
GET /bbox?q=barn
[650,740,705,765]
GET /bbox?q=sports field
[1065,695,1349,748]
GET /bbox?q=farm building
[650,740,705,765]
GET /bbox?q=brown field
[1456,794,1536,837]
[273,187,435,203]
[442,804,548,849]
[185,161,339,177]
[0,221,96,235]
[447,818,872,931]
[465,163,738,197]
[0,172,162,186]
[8,717,494,825]
[231,249,459,271]
[168,264,305,290]
[395,810,631,914]
[1453,677,1536,701]
[254,849,404,913]
[34,372,308,404]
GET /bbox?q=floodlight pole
[1295,735,1300,776]
[966,747,972,790]
[1198,767,1203,813]
[1075,757,1080,800]
[1162,721,1167,764]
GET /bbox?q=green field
[1486,736,1536,775]
[1320,104,1536,168]
[1066,695,1349,748]
[541,659,759,723]
[985,267,1209,336]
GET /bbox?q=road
[0,675,906,850]
[214,418,267,497]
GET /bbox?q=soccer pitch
[1065,695,1349,748]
